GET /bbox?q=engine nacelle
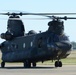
[1,33,13,40]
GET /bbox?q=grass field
[0,50,76,65]
[61,50,76,65]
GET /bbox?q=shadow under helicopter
[0,66,56,69]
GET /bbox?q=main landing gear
[55,61,62,67]
[1,61,5,68]
[24,61,36,68]
[0,61,36,68]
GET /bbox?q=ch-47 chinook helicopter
[0,12,75,68]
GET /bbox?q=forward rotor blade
[43,16,76,20]
[8,18,49,20]
[57,16,76,20]
[1,17,76,20]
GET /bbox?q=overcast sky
[0,0,76,42]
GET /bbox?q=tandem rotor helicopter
[0,12,75,68]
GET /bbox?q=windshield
[47,34,69,43]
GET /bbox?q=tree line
[71,41,76,50]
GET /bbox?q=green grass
[61,58,76,65]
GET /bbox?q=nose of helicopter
[48,41,72,57]
[55,41,72,51]
[54,41,72,58]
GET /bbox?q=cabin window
[7,46,10,50]
[31,42,33,47]
[11,44,18,49]
[23,43,26,48]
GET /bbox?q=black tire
[32,62,36,67]
[1,62,5,68]
[24,61,31,68]
[59,61,62,67]
[55,61,59,67]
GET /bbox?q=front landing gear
[1,61,5,68]
[55,61,62,67]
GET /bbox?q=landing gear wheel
[32,62,36,67]
[24,61,31,68]
[1,62,5,68]
[55,61,59,67]
[59,61,62,67]
[55,61,62,67]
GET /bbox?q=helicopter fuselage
[1,31,72,63]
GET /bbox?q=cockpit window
[59,35,69,41]
[47,34,69,43]
[47,34,59,43]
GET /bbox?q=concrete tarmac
[0,64,76,75]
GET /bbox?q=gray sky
[0,0,76,42]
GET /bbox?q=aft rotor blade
[0,12,9,15]
[22,13,76,15]
[0,12,23,16]
[1,12,76,16]
[0,12,37,16]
